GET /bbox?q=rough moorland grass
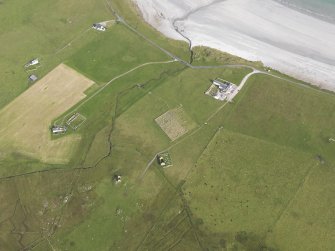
[0,10,189,249]
[63,62,183,168]
[4,53,335,251]
[170,73,335,250]
[0,0,110,109]
[192,46,264,68]
[55,177,141,251]
[46,65,252,250]
[0,168,93,251]
[83,126,111,167]
[2,0,335,250]
[109,66,252,185]
[42,164,177,251]
[109,66,250,173]
[157,72,335,250]
[184,129,315,249]
[0,153,65,178]
[266,165,335,251]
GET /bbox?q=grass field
[0,64,93,164]
[0,0,111,110]
[184,129,316,249]
[172,75,335,250]
[224,74,335,163]
[66,24,170,83]
[111,0,191,63]
[1,0,335,250]
[155,106,197,141]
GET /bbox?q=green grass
[158,152,173,167]
[0,0,111,109]
[224,74,335,163]
[192,46,264,68]
[166,73,335,250]
[55,176,140,251]
[66,24,170,83]
[0,152,66,177]
[266,166,335,251]
[2,0,335,250]
[111,0,191,63]
[63,62,183,168]
[183,129,315,249]
[44,59,252,250]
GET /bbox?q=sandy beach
[134,0,335,90]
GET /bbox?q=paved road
[227,69,261,102]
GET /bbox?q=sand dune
[134,0,335,90]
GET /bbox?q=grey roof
[93,23,105,28]
[29,75,38,81]
[213,79,231,91]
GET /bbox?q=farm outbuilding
[25,58,39,68]
[205,78,237,101]
[212,79,231,91]
[113,174,122,184]
[156,152,173,168]
[92,23,106,31]
[157,156,166,167]
[28,74,38,82]
[51,125,67,134]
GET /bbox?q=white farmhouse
[25,58,39,68]
[92,23,106,31]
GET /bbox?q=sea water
[275,0,335,23]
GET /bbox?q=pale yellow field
[0,64,94,163]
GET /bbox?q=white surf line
[58,59,176,125]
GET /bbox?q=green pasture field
[0,0,111,109]
[165,74,335,250]
[224,74,335,163]
[183,129,316,250]
[110,0,191,63]
[1,0,335,250]
[18,61,252,250]
[66,24,170,83]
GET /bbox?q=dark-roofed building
[28,74,38,82]
[113,174,122,184]
[92,23,106,31]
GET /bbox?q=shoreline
[133,0,335,91]
[273,0,335,25]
